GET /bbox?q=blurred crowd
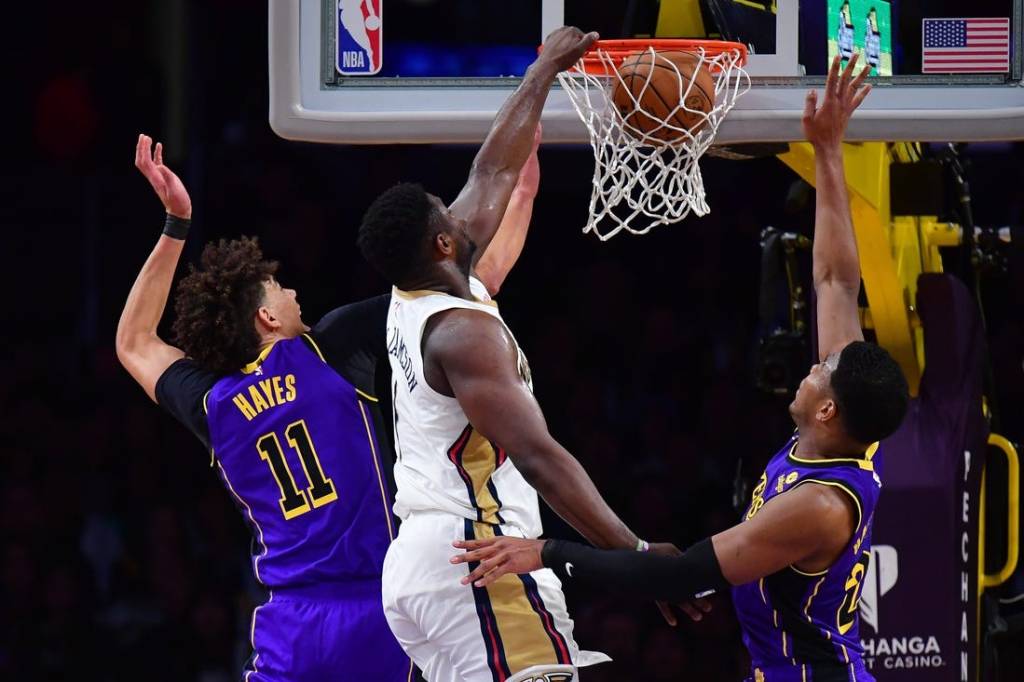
[4,1,1022,680]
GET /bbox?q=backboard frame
[269,0,1024,145]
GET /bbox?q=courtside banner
[867,275,988,681]
[337,0,383,75]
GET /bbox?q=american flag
[922,18,1010,73]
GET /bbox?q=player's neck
[257,330,295,351]
[794,431,864,460]
[401,265,473,299]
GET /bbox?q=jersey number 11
[256,420,338,519]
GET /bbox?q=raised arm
[452,481,856,601]
[473,125,542,297]
[115,134,192,401]
[449,27,596,262]
[804,54,872,360]
[425,309,639,551]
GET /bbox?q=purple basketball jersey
[732,435,882,681]
[205,335,397,589]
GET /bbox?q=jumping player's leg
[383,514,603,681]
[246,586,412,681]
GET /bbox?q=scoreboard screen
[827,0,893,76]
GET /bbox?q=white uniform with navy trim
[381,277,608,682]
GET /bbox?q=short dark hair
[357,182,438,285]
[830,341,910,444]
[172,237,278,375]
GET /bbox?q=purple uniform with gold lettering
[732,434,882,682]
[156,296,413,681]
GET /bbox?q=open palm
[802,54,872,149]
[134,133,191,219]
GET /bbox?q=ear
[816,398,838,424]
[255,306,282,332]
[434,231,454,257]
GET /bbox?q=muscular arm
[473,127,541,297]
[449,28,596,262]
[456,482,857,596]
[805,56,872,360]
[425,308,639,550]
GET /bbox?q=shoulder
[155,358,219,405]
[154,359,219,449]
[314,294,391,328]
[789,479,860,531]
[424,307,512,356]
[312,295,391,344]
[422,308,519,390]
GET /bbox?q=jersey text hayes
[232,374,297,420]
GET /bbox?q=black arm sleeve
[541,537,729,603]
[310,294,391,397]
[155,359,218,450]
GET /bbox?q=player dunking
[116,134,539,681]
[452,55,911,682]
[356,27,695,682]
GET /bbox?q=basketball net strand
[559,47,751,240]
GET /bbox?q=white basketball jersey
[385,277,543,537]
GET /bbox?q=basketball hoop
[557,39,750,240]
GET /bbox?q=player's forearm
[541,537,728,602]
[462,62,556,251]
[474,189,535,296]
[812,145,861,288]
[518,447,639,550]
[116,233,185,352]
[473,61,557,182]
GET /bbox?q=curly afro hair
[830,341,910,444]
[358,182,438,286]
[172,237,278,375]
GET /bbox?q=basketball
[612,50,716,143]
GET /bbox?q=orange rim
[565,38,748,75]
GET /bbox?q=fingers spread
[851,82,872,109]
[155,142,164,166]
[851,63,872,93]
[838,54,858,99]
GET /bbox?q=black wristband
[163,214,191,240]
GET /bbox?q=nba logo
[337,0,382,75]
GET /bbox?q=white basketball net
[558,46,750,240]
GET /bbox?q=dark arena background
[5,1,1024,680]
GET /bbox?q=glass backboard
[269,0,1024,144]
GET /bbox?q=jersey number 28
[837,551,871,635]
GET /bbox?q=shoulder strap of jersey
[299,333,327,363]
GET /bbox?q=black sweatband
[163,214,191,240]
[541,537,728,603]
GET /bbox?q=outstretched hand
[135,133,192,219]
[802,54,872,150]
